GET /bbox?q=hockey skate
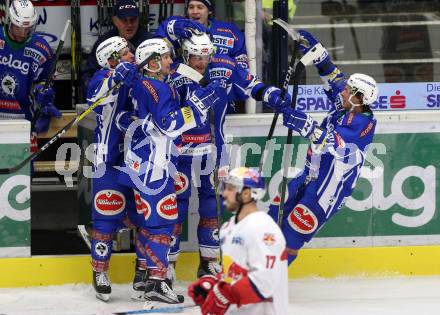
[143,278,183,310]
[197,259,222,278]
[92,270,111,302]
[131,265,148,301]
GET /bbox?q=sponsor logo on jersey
[0,40,5,49]
[212,35,234,48]
[263,233,276,246]
[173,75,193,88]
[211,57,236,67]
[142,80,159,103]
[94,190,125,215]
[126,151,142,173]
[174,171,189,195]
[35,41,52,58]
[223,258,248,284]
[209,67,232,80]
[182,133,211,144]
[134,190,151,220]
[287,204,318,234]
[181,106,195,125]
[360,122,374,138]
[94,241,109,258]
[0,54,30,75]
[156,194,178,220]
[24,47,47,64]
[0,73,19,98]
[0,99,20,110]
[215,28,239,40]
[346,112,355,125]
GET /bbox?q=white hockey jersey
[219,211,288,315]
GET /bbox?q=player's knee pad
[169,223,183,262]
[142,225,174,279]
[197,217,220,259]
[91,223,115,272]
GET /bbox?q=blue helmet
[224,167,265,201]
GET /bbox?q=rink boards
[2,245,440,287]
[2,110,440,287]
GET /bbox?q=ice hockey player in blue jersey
[167,32,291,280]
[0,0,60,150]
[117,38,223,308]
[156,0,249,69]
[86,35,142,302]
[269,30,378,265]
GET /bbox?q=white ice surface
[1,276,440,315]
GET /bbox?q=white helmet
[135,38,170,73]
[181,32,215,64]
[8,0,37,28]
[96,36,129,68]
[222,167,266,201]
[347,73,379,106]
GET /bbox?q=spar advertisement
[291,82,440,112]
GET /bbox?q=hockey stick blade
[0,55,155,175]
[77,225,91,249]
[174,63,208,86]
[272,18,300,41]
[114,304,196,314]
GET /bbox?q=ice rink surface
[1,276,440,315]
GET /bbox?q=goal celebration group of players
[0,0,379,314]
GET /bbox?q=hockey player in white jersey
[188,167,288,315]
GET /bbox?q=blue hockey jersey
[86,69,132,166]
[169,55,264,166]
[156,16,249,69]
[122,76,203,187]
[0,26,53,120]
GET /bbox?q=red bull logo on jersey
[287,204,318,234]
[94,190,125,215]
[174,172,189,195]
[134,191,151,220]
[157,194,178,220]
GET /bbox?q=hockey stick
[31,20,71,129]
[0,55,156,175]
[77,224,91,249]
[113,304,197,314]
[274,19,328,225]
[258,19,299,174]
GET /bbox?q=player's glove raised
[188,274,218,306]
[187,80,221,125]
[298,30,334,75]
[262,86,291,112]
[282,107,317,138]
[201,281,236,315]
[113,62,139,88]
[167,18,207,41]
[33,84,62,118]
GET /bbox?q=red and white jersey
[219,211,288,315]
